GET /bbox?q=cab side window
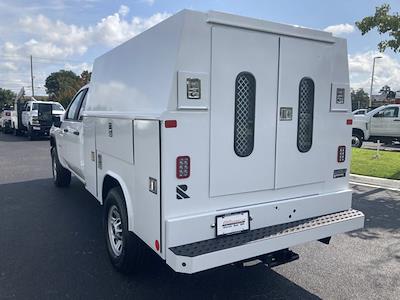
[66,91,85,120]
[77,89,89,121]
[374,107,399,118]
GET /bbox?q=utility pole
[30,55,34,97]
[369,56,382,108]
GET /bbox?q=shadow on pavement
[0,132,50,143]
[349,185,400,240]
[0,178,320,300]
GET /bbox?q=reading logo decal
[176,185,190,199]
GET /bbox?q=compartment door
[275,37,333,188]
[133,120,162,253]
[210,26,279,197]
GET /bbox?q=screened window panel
[234,72,256,157]
[297,78,314,153]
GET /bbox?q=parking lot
[0,132,399,300]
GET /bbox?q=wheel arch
[352,128,365,140]
[102,172,134,232]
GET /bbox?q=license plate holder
[216,211,250,237]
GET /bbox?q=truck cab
[352,104,400,147]
[51,86,88,179]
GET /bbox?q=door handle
[63,128,68,133]
[73,131,80,136]
[394,119,400,121]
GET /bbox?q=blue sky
[1,0,399,95]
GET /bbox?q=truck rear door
[275,37,333,188]
[210,26,279,197]
[210,27,334,196]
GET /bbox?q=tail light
[337,146,346,163]
[176,156,190,179]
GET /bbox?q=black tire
[28,125,35,141]
[51,147,71,187]
[104,187,145,274]
[13,127,19,136]
[352,133,363,148]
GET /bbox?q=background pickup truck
[352,104,400,147]
[12,100,65,140]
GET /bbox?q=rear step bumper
[166,209,364,274]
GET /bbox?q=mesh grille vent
[234,72,256,157]
[297,78,314,153]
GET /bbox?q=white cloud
[0,6,170,94]
[324,23,355,36]
[349,51,400,94]
[0,61,18,71]
[63,62,93,74]
[140,0,155,6]
[93,12,170,46]
[16,7,170,54]
[118,5,130,17]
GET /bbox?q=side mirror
[53,116,62,128]
[373,112,382,118]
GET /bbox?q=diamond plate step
[170,209,364,258]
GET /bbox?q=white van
[50,10,364,274]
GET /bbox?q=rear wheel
[352,133,363,148]
[28,125,35,140]
[13,127,20,136]
[104,187,145,274]
[51,147,71,187]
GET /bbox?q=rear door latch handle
[73,131,80,136]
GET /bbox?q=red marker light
[165,120,177,128]
[346,119,353,125]
[155,240,160,251]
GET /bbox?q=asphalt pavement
[0,132,399,300]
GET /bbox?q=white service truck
[12,98,65,139]
[352,104,400,147]
[50,10,364,274]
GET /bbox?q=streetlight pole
[369,56,382,108]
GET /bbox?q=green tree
[80,70,92,85]
[379,85,396,98]
[356,4,400,52]
[351,88,369,111]
[45,70,82,107]
[0,88,16,108]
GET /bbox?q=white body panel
[50,10,363,273]
[133,120,161,252]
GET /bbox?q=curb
[350,174,400,191]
